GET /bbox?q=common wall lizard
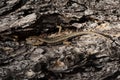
[1,31,117,65]
[26,31,114,45]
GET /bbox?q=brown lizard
[26,31,114,45]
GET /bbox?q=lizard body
[26,31,113,45]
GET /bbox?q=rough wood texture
[0,0,120,80]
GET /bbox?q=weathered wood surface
[0,0,120,80]
[0,0,120,33]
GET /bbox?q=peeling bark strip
[9,13,37,28]
[0,13,37,32]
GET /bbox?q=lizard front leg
[57,25,62,35]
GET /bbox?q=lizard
[26,31,116,45]
[2,31,115,65]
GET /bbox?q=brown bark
[0,0,120,80]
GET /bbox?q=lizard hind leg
[63,40,71,45]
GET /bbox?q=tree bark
[0,0,120,80]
